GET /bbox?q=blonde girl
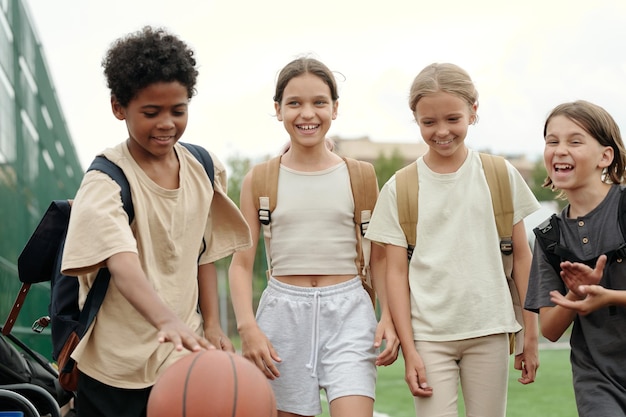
[365,63,540,417]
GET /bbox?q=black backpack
[2,142,214,366]
[533,188,626,274]
[0,331,73,414]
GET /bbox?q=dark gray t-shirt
[526,185,626,416]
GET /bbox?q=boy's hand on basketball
[239,324,282,379]
[404,349,433,397]
[560,255,606,298]
[157,319,214,352]
[374,314,400,366]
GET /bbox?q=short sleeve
[364,176,408,248]
[61,171,137,275]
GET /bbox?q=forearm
[107,252,179,329]
[228,259,258,331]
[386,245,415,352]
[604,288,626,305]
[539,302,577,342]
[370,242,389,314]
[198,263,221,328]
[391,303,416,354]
[511,221,539,341]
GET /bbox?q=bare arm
[198,263,234,351]
[511,220,538,384]
[386,244,432,397]
[369,242,400,366]
[228,172,281,378]
[106,252,212,352]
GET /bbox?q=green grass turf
[318,348,576,417]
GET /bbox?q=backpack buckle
[615,243,626,259]
[258,208,271,225]
[407,245,415,262]
[500,239,513,256]
[31,316,50,334]
[360,221,369,236]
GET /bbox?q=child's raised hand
[559,255,606,298]
[550,285,611,315]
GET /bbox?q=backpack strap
[251,156,281,277]
[479,153,524,355]
[88,157,134,222]
[177,142,215,259]
[395,161,418,260]
[533,214,563,274]
[479,153,513,256]
[344,157,378,306]
[179,142,215,187]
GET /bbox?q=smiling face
[274,72,338,150]
[414,91,476,164]
[544,114,613,193]
[112,81,189,161]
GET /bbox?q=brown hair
[543,100,626,189]
[273,57,339,104]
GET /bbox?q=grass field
[318,347,576,417]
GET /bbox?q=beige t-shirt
[61,142,251,388]
[365,150,540,342]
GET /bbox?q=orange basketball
[147,350,276,417]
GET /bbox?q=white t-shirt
[365,150,540,342]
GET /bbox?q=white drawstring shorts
[256,276,378,416]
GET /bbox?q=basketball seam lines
[183,351,205,417]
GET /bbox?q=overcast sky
[23,0,626,169]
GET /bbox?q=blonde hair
[409,63,478,118]
[543,100,626,189]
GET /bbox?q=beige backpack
[251,156,379,307]
[395,153,524,355]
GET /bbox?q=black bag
[0,332,73,414]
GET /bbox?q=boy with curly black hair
[61,26,251,417]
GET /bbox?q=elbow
[540,323,565,343]
[542,331,561,343]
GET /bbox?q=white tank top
[270,162,358,276]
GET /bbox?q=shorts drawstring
[305,290,321,377]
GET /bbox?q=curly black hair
[102,26,198,107]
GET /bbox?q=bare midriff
[272,274,356,287]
